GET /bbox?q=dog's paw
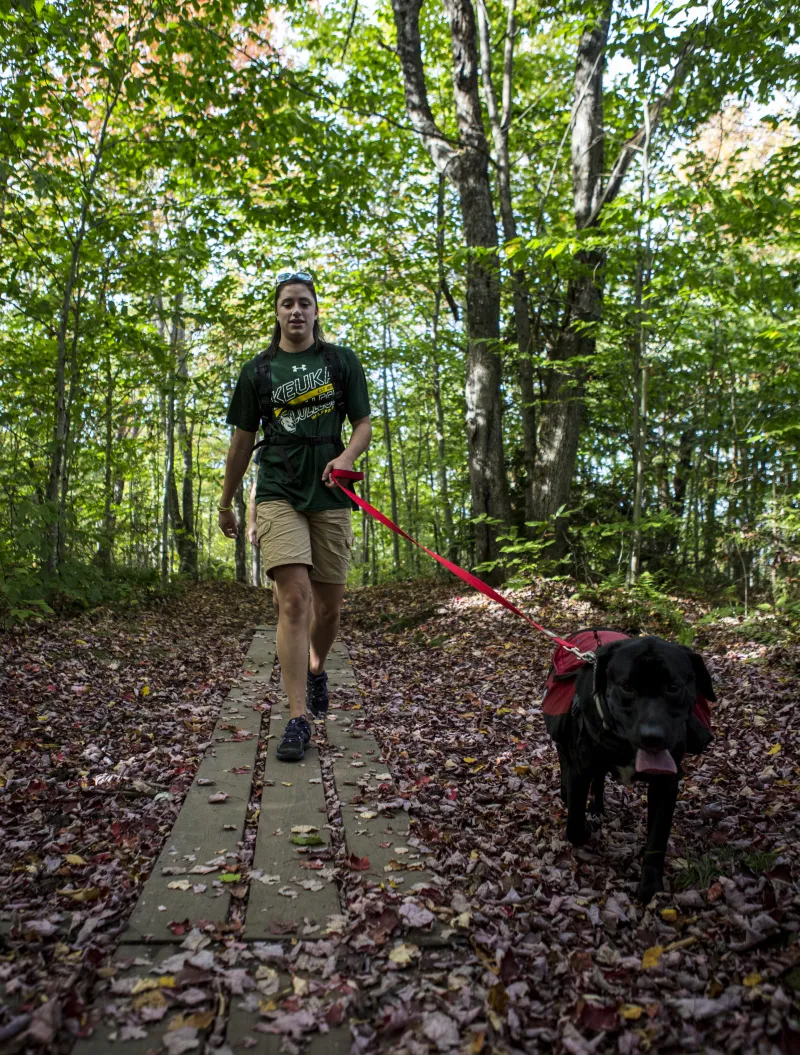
[567,822,591,847]
[636,874,664,905]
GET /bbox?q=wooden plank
[245,701,339,940]
[122,631,275,942]
[73,944,217,1055]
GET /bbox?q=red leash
[331,469,588,656]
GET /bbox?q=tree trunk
[381,352,401,573]
[174,315,198,577]
[431,174,457,561]
[531,8,695,537]
[476,0,537,528]
[390,363,415,568]
[98,342,116,567]
[161,355,176,590]
[44,54,134,574]
[391,0,510,575]
[531,5,611,532]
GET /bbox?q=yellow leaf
[621,1004,643,1020]
[37,715,49,722]
[141,685,150,696]
[664,936,697,952]
[133,990,168,1010]
[292,976,309,996]
[290,825,319,834]
[131,977,175,995]
[641,945,664,970]
[463,757,477,763]
[65,854,87,866]
[388,943,419,967]
[498,707,512,715]
[470,850,479,860]
[282,782,293,787]
[487,1009,503,1031]
[767,744,781,756]
[57,887,100,903]
[660,908,678,923]
[514,765,530,777]
[743,972,762,987]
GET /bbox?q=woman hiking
[218,269,372,760]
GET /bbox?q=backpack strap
[253,349,298,481]
[321,344,347,452]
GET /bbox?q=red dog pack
[542,629,712,740]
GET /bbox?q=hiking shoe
[306,670,329,718]
[276,716,312,761]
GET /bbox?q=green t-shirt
[226,343,371,512]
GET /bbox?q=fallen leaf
[642,946,664,970]
[388,942,420,967]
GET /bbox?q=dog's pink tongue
[635,748,677,775]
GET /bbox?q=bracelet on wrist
[218,505,233,513]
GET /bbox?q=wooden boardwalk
[73,626,435,1054]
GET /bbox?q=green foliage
[1,0,799,619]
[675,848,779,891]
[573,573,693,641]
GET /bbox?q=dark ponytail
[267,278,325,360]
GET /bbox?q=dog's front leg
[638,774,680,904]
[565,766,593,846]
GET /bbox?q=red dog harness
[542,629,713,733]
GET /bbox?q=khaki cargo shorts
[256,500,353,584]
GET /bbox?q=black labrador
[553,632,715,904]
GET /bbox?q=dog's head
[593,636,715,768]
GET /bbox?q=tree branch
[390,0,457,173]
[586,37,698,227]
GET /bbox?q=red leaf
[347,854,371,871]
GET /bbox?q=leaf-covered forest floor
[1,579,799,1053]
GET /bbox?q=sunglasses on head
[275,269,313,285]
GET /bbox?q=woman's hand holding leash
[322,452,355,488]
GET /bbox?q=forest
[3,4,800,1054]
[2,0,798,625]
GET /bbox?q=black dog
[549,631,714,904]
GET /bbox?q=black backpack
[253,343,347,482]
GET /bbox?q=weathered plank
[244,701,339,940]
[123,630,275,942]
[72,943,217,1055]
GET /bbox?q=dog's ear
[681,647,716,702]
[592,640,626,699]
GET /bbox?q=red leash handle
[330,469,577,650]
